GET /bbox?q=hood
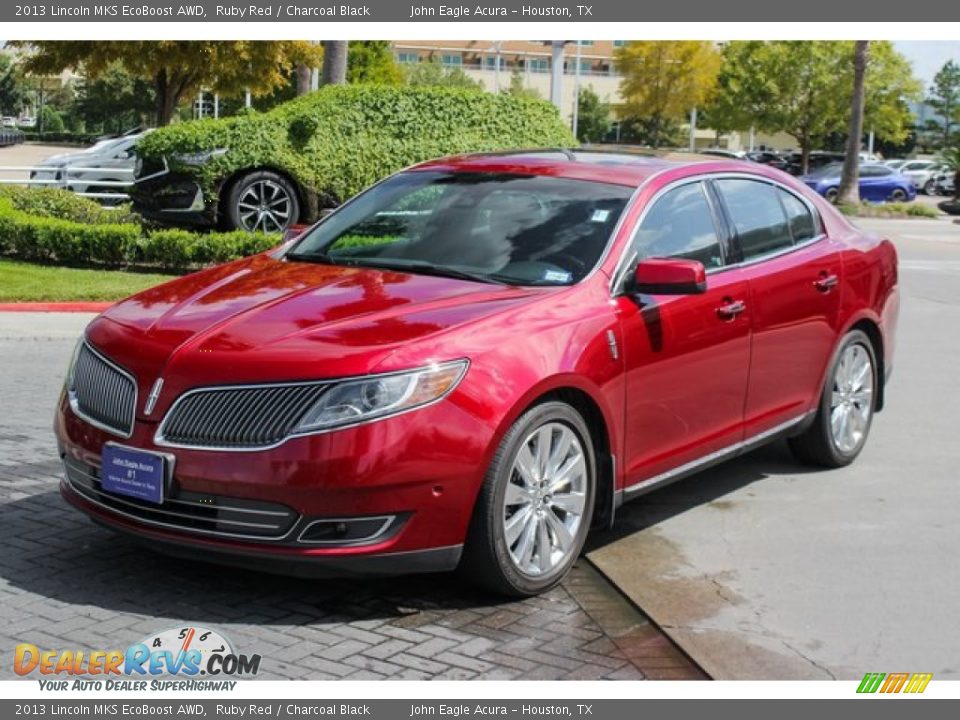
[87,255,543,415]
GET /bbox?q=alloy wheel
[237,180,293,233]
[501,422,587,577]
[829,343,874,454]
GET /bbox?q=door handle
[716,299,746,320]
[814,273,839,293]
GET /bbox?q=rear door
[616,180,751,490]
[713,177,842,438]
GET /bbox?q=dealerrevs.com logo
[14,626,260,691]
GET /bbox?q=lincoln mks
[56,151,899,596]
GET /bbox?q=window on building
[613,41,627,47]
[484,56,506,70]
[528,58,550,73]
[578,41,595,46]
[397,53,419,64]
[441,54,463,67]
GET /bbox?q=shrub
[0,186,140,226]
[136,85,577,206]
[0,197,279,270]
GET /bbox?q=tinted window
[861,165,893,177]
[716,179,792,260]
[290,171,633,286]
[632,183,723,269]
[777,189,818,243]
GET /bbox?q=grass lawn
[0,259,176,302]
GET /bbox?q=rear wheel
[788,330,877,468]
[924,179,937,196]
[824,187,839,203]
[889,187,908,202]
[460,401,596,597]
[225,170,299,233]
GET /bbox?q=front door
[616,180,751,491]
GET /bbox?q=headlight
[294,360,469,433]
[172,148,227,166]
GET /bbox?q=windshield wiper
[333,258,508,285]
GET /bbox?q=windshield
[288,171,634,286]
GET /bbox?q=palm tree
[838,41,869,205]
[322,41,348,86]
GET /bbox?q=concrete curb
[0,302,111,313]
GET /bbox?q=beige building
[392,41,625,125]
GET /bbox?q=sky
[894,41,960,88]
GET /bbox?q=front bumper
[55,385,492,576]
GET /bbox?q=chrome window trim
[296,515,397,546]
[154,359,469,453]
[609,171,826,296]
[67,341,138,439]
[622,411,814,498]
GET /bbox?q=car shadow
[587,439,820,550]
[1,441,816,625]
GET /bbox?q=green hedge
[0,186,140,226]
[137,85,577,205]
[0,197,279,270]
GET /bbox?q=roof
[411,148,755,187]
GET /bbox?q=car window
[861,165,893,177]
[777,189,818,243]
[716,179,793,261]
[631,182,724,269]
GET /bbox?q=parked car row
[800,162,917,204]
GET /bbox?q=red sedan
[55,151,899,596]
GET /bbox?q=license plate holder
[100,443,168,505]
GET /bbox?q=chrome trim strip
[154,359,469,453]
[63,464,301,543]
[296,515,397,546]
[609,171,826,295]
[622,411,814,497]
[144,378,164,416]
[67,342,138,439]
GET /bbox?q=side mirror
[630,258,707,295]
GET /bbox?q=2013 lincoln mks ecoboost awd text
[56,151,899,596]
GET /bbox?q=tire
[824,187,839,203]
[788,330,878,468]
[889,188,908,202]
[225,170,300,233]
[924,179,937,196]
[460,401,596,597]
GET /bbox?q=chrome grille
[158,383,328,449]
[69,343,137,437]
[63,456,299,540]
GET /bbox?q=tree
[13,41,322,126]
[926,60,960,147]
[614,41,721,148]
[73,62,155,135]
[838,42,870,205]
[347,41,404,85]
[715,41,919,174]
[0,54,27,116]
[576,86,611,144]
[502,69,540,100]
[406,58,482,90]
[322,41,348,86]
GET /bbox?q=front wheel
[460,401,596,597]
[824,187,839,203]
[889,188,909,202]
[924,179,937,196]
[788,330,878,468]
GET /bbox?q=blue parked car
[801,162,917,203]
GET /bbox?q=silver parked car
[29,131,148,205]
[895,160,947,196]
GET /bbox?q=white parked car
[29,131,148,205]
[896,160,948,196]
